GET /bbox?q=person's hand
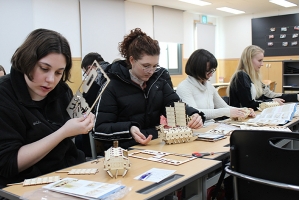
[187,113,203,129]
[230,108,248,118]
[130,126,152,145]
[248,108,256,117]
[61,113,95,137]
[273,98,285,105]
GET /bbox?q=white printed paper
[134,168,176,183]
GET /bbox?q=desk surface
[131,123,230,160]
[2,109,298,200]
[2,152,220,200]
[131,113,299,160]
[212,82,230,87]
[132,136,230,160]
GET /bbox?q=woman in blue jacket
[95,28,205,150]
[0,29,95,188]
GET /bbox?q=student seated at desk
[75,52,110,157]
[0,29,95,188]
[176,49,254,120]
[94,28,205,150]
[229,45,298,110]
[81,52,110,111]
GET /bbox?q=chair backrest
[269,81,277,91]
[217,86,228,97]
[229,130,299,200]
[262,79,277,92]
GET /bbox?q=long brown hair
[0,65,6,75]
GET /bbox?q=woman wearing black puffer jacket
[94,28,205,150]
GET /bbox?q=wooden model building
[258,101,280,111]
[231,107,252,122]
[103,141,131,178]
[157,102,198,144]
[66,60,110,118]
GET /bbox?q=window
[159,42,182,75]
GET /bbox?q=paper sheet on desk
[195,123,240,136]
[239,125,291,132]
[203,119,215,127]
[248,103,297,125]
[134,168,176,183]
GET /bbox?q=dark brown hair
[185,49,218,80]
[0,65,6,75]
[81,52,104,70]
[11,28,72,82]
[118,28,160,67]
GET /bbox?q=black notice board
[252,13,299,56]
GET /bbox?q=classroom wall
[80,0,125,63]
[0,0,298,90]
[0,0,33,73]
[216,8,299,59]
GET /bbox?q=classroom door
[196,23,216,83]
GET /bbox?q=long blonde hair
[230,45,264,98]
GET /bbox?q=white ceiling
[125,0,299,17]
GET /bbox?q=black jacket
[94,60,205,149]
[0,68,85,187]
[229,71,298,110]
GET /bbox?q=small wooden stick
[6,182,23,186]
[55,170,70,173]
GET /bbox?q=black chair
[225,130,299,200]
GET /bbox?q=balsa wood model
[157,102,198,144]
[103,141,131,178]
[258,101,280,111]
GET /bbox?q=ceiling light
[216,7,245,14]
[269,0,297,7]
[179,0,211,6]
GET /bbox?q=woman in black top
[229,45,298,110]
[0,29,95,188]
[95,28,205,150]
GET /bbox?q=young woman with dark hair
[0,29,95,188]
[176,49,252,120]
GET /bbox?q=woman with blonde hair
[229,45,298,110]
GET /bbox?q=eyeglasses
[206,68,216,75]
[135,60,160,73]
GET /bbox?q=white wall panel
[33,0,81,57]
[80,0,125,63]
[153,6,184,43]
[125,1,153,38]
[196,23,215,55]
[196,23,216,83]
[0,0,33,73]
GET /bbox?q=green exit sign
[202,15,207,24]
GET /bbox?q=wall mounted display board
[252,13,299,56]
